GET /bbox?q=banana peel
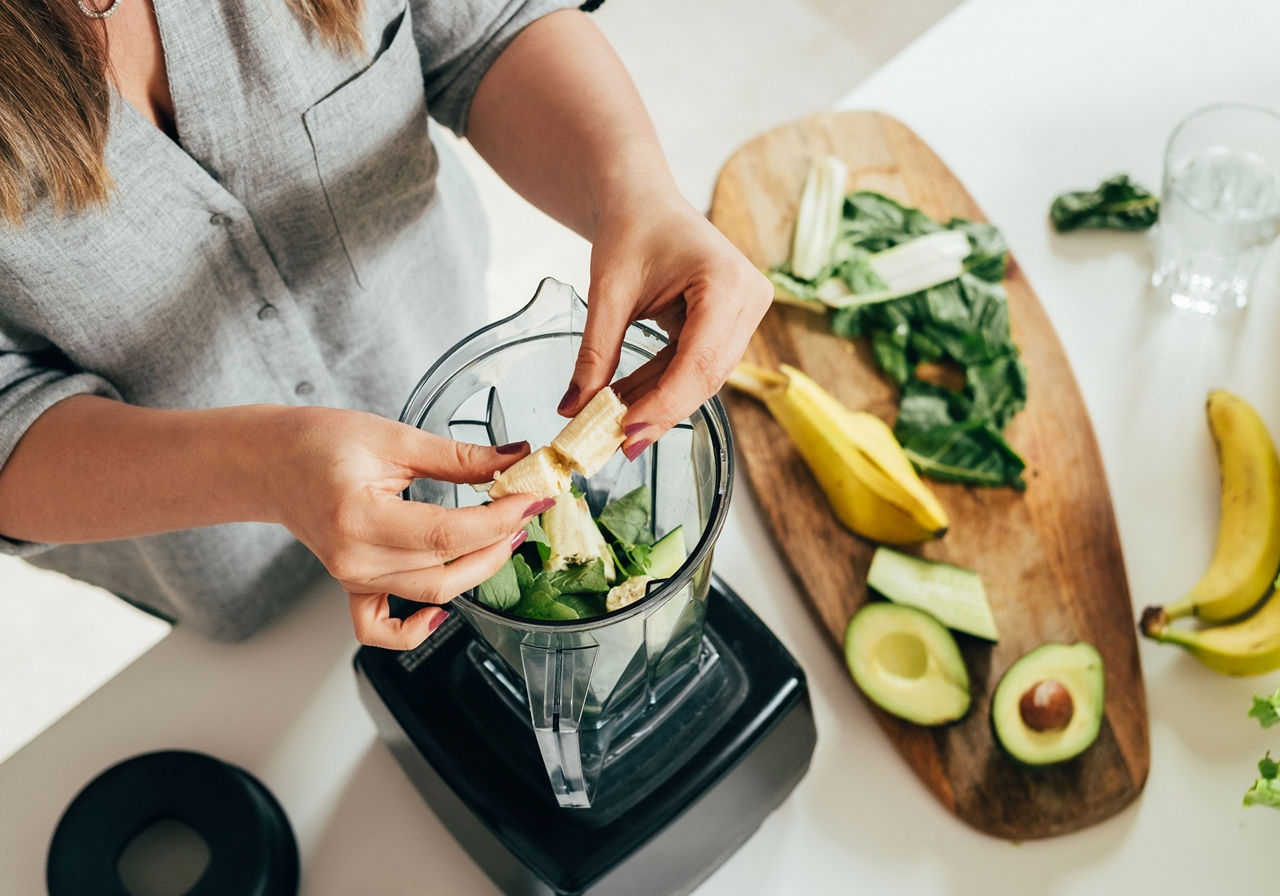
[727,362,948,544]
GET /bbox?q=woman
[0,0,771,649]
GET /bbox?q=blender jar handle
[519,638,599,809]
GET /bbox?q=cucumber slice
[866,547,998,641]
[649,526,686,579]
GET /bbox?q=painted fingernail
[427,612,449,635]
[623,439,651,462]
[524,497,556,518]
[624,422,649,437]
[510,529,529,551]
[557,383,580,414]
[496,440,529,454]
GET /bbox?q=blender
[355,279,816,895]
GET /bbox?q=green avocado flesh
[991,642,1105,766]
[844,602,971,725]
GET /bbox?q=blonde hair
[0,0,365,225]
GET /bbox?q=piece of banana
[1141,583,1280,676]
[543,493,616,581]
[552,387,628,477]
[727,362,948,544]
[488,387,627,499]
[488,446,573,500]
[606,575,653,612]
[1143,390,1280,627]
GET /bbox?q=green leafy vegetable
[894,381,1026,489]
[1049,174,1159,233]
[477,557,522,611]
[510,575,580,621]
[1244,752,1280,809]
[1249,687,1280,729]
[597,486,653,545]
[545,558,610,594]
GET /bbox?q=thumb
[559,277,631,417]
[399,428,530,484]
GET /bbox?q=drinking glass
[1152,103,1280,315]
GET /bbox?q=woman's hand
[262,407,550,649]
[558,189,773,456]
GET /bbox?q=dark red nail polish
[524,497,556,518]
[624,422,649,437]
[427,612,449,635]
[623,439,651,462]
[496,440,528,454]
[510,529,529,550]
[557,383,580,414]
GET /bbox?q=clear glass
[399,277,734,808]
[1152,103,1280,315]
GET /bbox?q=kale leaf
[1049,174,1159,232]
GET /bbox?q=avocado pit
[1018,679,1074,732]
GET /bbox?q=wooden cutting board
[709,110,1149,840]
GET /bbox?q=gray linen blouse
[0,0,568,638]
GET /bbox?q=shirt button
[257,304,279,321]
[209,213,233,226]
[294,381,315,397]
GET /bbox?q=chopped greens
[1049,174,1159,233]
[1244,752,1280,810]
[774,177,1027,489]
[474,485,682,622]
[1249,686,1280,729]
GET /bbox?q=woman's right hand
[261,406,550,650]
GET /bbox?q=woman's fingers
[397,427,531,484]
[347,592,450,651]
[560,273,633,417]
[365,492,551,557]
[360,525,526,606]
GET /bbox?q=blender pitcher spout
[520,637,600,808]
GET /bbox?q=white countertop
[6,0,1280,892]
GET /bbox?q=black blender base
[354,576,816,896]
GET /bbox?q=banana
[488,387,627,499]
[552,386,628,477]
[605,575,653,612]
[1141,584,1280,676]
[1142,389,1280,627]
[726,362,948,544]
[543,493,616,581]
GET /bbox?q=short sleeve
[0,264,121,556]
[410,0,577,136]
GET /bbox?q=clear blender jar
[399,278,734,809]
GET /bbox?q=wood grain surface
[709,111,1149,840]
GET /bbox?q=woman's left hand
[557,187,773,457]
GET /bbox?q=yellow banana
[1141,584,1280,676]
[727,362,948,544]
[1143,389,1280,627]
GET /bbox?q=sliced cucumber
[866,547,998,642]
[649,526,686,579]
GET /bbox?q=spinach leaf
[950,217,1008,282]
[477,557,522,611]
[613,541,654,578]
[1050,174,1159,232]
[511,575,580,621]
[512,554,535,592]
[597,485,653,545]
[842,192,941,249]
[556,592,607,620]
[894,381,1026,489]
[545,558,610,594]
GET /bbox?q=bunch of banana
[727,362,948,544]
[1140,389,1280,675]
[489,387,627,499]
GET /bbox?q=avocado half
[990,642,1105,766]
[844,602,971,726]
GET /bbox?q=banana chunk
[488,446,573,499]
[543,493,616,581]
[486,387,628,499]
[552,387,628,477]
[605,575,653,612]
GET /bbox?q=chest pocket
[303,4,439,287]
